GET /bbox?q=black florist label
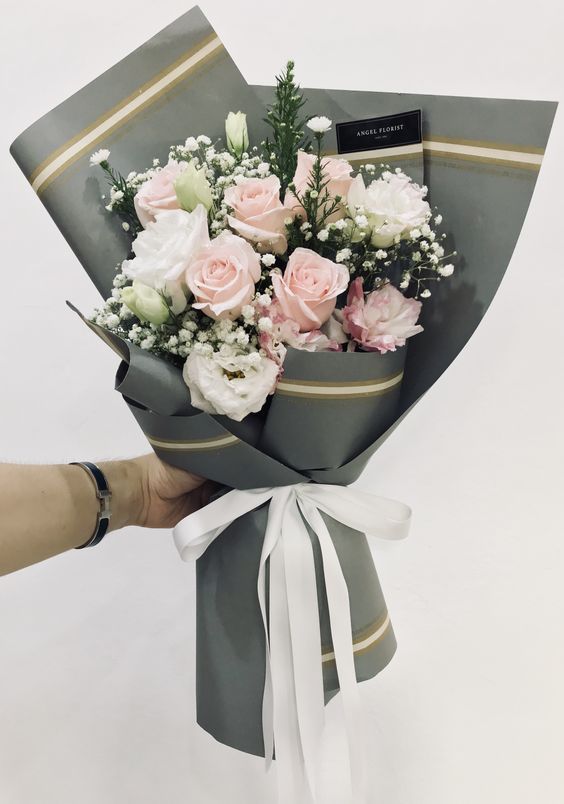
[335,109,422,155]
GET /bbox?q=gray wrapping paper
[253,83,558,413]
[11,5,557,760]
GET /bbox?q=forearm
[0,460,143,576]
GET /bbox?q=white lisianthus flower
[122,206,210,314]
[225,111,249,157]
[347,172,431,248]
[121,280,170,325]
[306,116,332,134]
[90,149,110,166]
[185,136,199,152]
[174,161,213,212]
[183,349,279,421]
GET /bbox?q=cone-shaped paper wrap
[12,5,557,762]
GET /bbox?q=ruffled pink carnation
[342,278,423,353]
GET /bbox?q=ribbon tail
[257,488,288,771]
[299,498,368,804]
[282,497,325,800]
[269,505,309,803]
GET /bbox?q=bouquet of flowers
[14,8,554,800]
[76,62,457,801]
[89,62,455,425]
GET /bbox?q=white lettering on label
[356,123,405,136]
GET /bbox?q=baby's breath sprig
[89,150,141,235]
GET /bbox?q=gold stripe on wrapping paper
[328,138,544,171]
[326,144,423,163]
[426,135,545,155]
[423,138,543,170]
[30,34,224,195]
[321,611,391,664]
[147,433,240,452]
[275,370,404,399]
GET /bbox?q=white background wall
[1,1,563,802]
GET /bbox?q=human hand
[100,453,214,532]
[132,453,214,529]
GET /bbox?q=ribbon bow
[173,483,411,803]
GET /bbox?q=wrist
[98,459,145,532]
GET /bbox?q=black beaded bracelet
[70,462,112,548]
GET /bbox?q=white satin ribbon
[173,483,411,804]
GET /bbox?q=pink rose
[225,176,290,255]
[134,160,185,228]
[271,247,349,332]
[285,150,354,222]
[185,231,261,320]
[342,278,423,353]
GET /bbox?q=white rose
[122,206,210,314]
[225,111,249,157]
[183,349,279,421]
[347,172,431,248]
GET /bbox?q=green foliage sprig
[295,130,342,234]
[263,61,311,196]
